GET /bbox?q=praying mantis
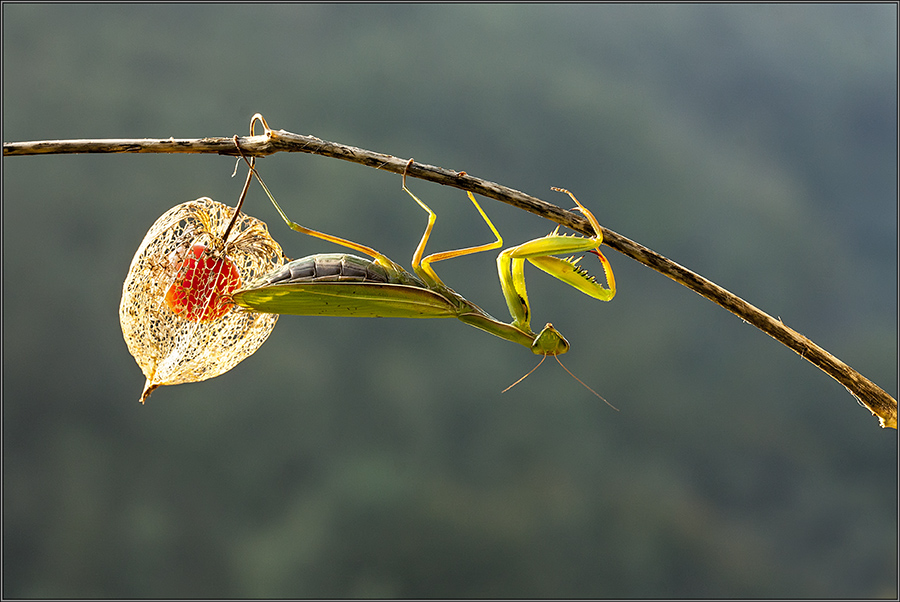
[230,126,616,397]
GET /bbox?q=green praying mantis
[230,130,616,401]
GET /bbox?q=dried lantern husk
[120,197,283,403]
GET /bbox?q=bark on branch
[4,128,896,429]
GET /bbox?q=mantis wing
[232,282,459,318]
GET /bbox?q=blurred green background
[3,4,896,598]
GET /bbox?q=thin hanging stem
[220,136,254,245]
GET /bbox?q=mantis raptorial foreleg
[497,186,616,335]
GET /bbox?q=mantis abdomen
[256,253,400,286]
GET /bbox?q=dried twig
[4,126,896,429]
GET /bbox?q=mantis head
[530,323,570,356]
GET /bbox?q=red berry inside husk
[165,244,242,322]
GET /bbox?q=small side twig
[4,127,896,429]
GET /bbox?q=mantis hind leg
[234,137,398,270]
[401,160,503,287]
